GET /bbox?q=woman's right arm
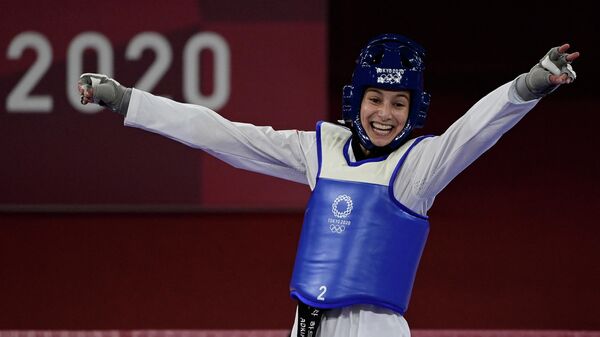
[78,75,318,186]
[126,89,318,185]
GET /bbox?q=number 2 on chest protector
[317,285,327,301]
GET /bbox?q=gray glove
[515,46,577,101]
[78,73,132,115]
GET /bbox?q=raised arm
[393,44,580,215]
[78,74,318,186]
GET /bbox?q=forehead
[364,87,410,98]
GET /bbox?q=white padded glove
[78,73,132,115]
[515,46,577,101]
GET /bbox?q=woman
[79,34,579,337]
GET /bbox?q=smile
[371,122,394,135]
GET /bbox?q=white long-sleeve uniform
[124,79,539,337]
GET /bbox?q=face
[359,88,411,148]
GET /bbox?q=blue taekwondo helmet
[342,33,431,151]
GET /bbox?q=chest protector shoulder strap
[290,121,430,315]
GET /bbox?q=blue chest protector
[290,122,430,315]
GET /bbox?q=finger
[566,51,580,62]
[549,73,569,85]
[549,73,562,85]
[557,43,570,53]
[78,84,94,98]
[78,85,94,105]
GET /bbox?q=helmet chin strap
[352,114,412,157]
[351,120,409,160]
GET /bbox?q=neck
[351,137,388,160]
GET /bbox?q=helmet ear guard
[342,33,430,152]
[413,91,430,129]
[342,85,354,124]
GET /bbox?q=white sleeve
[394,80,540,215]
[124,89,319,186]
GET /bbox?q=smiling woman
[359,88,411,150]
[76,33,579,337]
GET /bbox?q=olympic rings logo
[377,73,402,84]
[331,194,353,218]
[329,224,346,233]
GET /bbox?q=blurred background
[1,0,598,332]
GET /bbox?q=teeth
[372,122,393,130]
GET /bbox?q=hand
[77,73,131,115]
[515,43,580,101]
[546,44,580,85]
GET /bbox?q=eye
[368,96,382,104]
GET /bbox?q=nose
[377,102,393,118]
